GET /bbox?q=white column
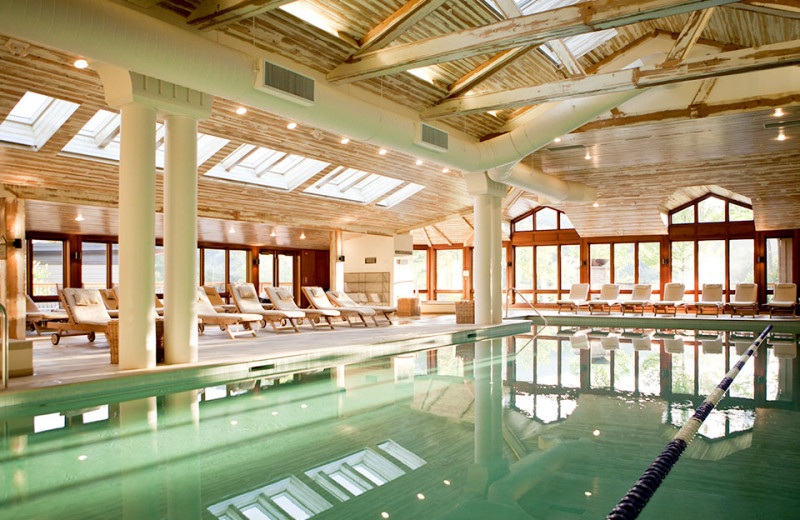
[473,194,492,325]
[490,194,503,324]
[118,103,157,370]
[164,115,199,364]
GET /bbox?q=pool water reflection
[0,326,798,519]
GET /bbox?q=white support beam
[664,8,716,64]
[493,0,523,18]
[422,39,800,119]
[728,0,800,19]
[357,0,449,55]
[546,39,587,77]
[187,0,294,30]
[327,0,742,83]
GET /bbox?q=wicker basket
[108,320,164,364]
[455,300,475,324]
[397,297,421,317]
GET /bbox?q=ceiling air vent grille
[255,60,315,106]
[415,123,449,152]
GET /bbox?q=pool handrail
[504,287,548,329]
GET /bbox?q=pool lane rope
[606,325,772,520]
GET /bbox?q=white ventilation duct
[0,0,649,202]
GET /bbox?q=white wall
[342,234,397,302]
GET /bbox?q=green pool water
[1,325,797,519]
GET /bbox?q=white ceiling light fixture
[73,58,88,69]
[554,137,562,143]
[584,151,592,160]
[776,130,787,141]
[378,148,388,155]
[300,232,306,239]
[75,214,85,222]
[592,201,599,208]
[340,137,350,144]
[415,159,423,166]
[286,121,297,130]
[235,106,247,115]
[773,108,785,117]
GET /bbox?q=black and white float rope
[606,325,773,520]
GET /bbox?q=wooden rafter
[690,77,718,106]
[396,209,473,234]
[502,187,527,215]
[728,0,800,19]
[431,225,453,245]
[422,227,433,246]
[422,38,800,119]
[664,8,716,64]
[546,39,586,77]
[460,215,474,230]
[187,0,294,30]
[447,47,533,98]
[327,0,742,83]
[356,0,449,56]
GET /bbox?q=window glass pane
[536,246,557,290]
[259,252,274,295]
[729,342,754,399]
[638,242,660,286]
[514,215,533,232]
[671,341,695,394]
[614,243,635,290]
[111,244,119,286]
[671,241,695,293]
[590,345,611,389]
[535,208,557,230]
[767,337,795,402]
[501,247,507,291]
[31,239,64,296]
[729,203,753,221]
[229,250,247,284]
[536,339,558,386]
[589,244,610,290]
[698,197,725,223]
[436,249,462,295]
[560,213,574,229]
[537,293,556,303]
[766,238,780,292]
[413,250,428,294]
[698,240,725,287]
[671,206,694,224]
[278,253,294,289]
[729,239,754,286]
[155,246,164,294]
[81,242,107,289]
[514,247,533,291]
[698,339,726,395]
[515,337,533,383]
[204,249,226,292]
[560,245,580,289]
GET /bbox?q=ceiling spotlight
[340,137,350,145]
[75,215,85,222]
[442,168,450,173]
[300,232,306,239]
[592,202,600,208]
[776,131,787,141]
[378,148,388,155]
[584,152,592,160]
[235,106,247,115]
[73,58,89,69]
[270,230,277,237]
[286,122,297,130]
[228,226,235,233]
[415,159,423,166]
[554,137,562,143]
[487,110,498,117]
[773,108,785,117]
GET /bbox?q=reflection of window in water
[767,336,796,402]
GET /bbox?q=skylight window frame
[0,91,80,150]
[207,476,331,520]
[206,144,329,191]
[376,183,425,208]
[304,167,404,204]
[304,448,406,502]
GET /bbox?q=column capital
[94,63,212,120]
[464,172,506,198]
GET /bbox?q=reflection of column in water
[163,390,202,520]
[474,342,491,466]
[334,365,346,417]
[119,397,160,520]
[490,338,503,460]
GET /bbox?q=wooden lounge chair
[229,282,304,332]
[767,283,797,317]
[585,284,620,315]
[695,283,725,317]
[555,283,589,314]
[327,290,395,324]
[727,283,759,317]
[303,286,375,327]
[196,286,261,339]
[25,294,68,335]
[202,285,236,313]
[266,286,337,330]
[652,283,685,316]
[620,284,652,315]
[48,288,115,345]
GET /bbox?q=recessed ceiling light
[270,230,277,237]
[774,108,785,117]
[776,131,787,141]
[584,152,592,160]
[286,122,297,130]
[487,110,498,117]
[73,59,89,69]
[442,168,450,173]
[592,202,599,208]
[300,232,306,239]
[228,226,235,233]
[340,137,350,144]
[415,159,423,166]
[554,137,562,143]
[378,148,387,155]
[75,215,85,222]
[235,106,247,115]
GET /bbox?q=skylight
[205,144,329,191]
[377,182,425,208]
[303,166,403,204]
[62,109,229,168]
[540,29,618,65]
[0,91,79,150]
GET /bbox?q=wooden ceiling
[1,0,799,247]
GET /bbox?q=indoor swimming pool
[0,325,798,519]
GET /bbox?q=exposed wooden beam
[187,0,294,31]
[396,209,473,234]
[546,39,587,77]
[493,0,523,18]
[327,0,742,83]
[461,216,474,230]
[728,0,800,19]
[422,226,433,246]
[356,0,449,56]
[690,77,718,106]
[422,39,800,119]
[431,225,453,245]
[502,187,527,214]
[447,47,533,98]
[664,8,716,64]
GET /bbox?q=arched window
[512,207,574,232]
[669,194,753,225]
